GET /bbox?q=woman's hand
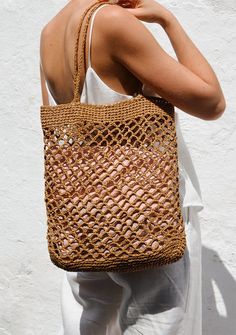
[117,0,173,26]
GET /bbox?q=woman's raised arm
[100,1,226,120]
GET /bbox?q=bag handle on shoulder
[73,1,113,102]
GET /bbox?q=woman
[40,0,226,334]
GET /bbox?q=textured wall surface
[0,0,235,334]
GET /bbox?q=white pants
[57,206,202,335]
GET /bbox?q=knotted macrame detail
[41,96,186,271]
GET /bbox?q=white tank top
[45,4,204,212]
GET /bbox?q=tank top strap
[87,4,110,68]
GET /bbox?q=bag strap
[73,0,113,102]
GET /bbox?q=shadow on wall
[202,246,236,335]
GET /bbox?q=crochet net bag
[40,0,186,272]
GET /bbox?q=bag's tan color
[40,0,186,272]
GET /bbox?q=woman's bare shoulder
[95,4,153,50]
[40,3,127,42]
[40,3,83,42]
[96,3,139,27]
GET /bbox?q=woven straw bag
[40,0,186,272]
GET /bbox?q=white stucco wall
[0,0,235,334]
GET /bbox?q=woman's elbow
[201,95,226,121]
[198,85,226,121]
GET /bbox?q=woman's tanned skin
[40,0,226,120]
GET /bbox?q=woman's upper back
[40,0,142,105]
[44,2,158,106]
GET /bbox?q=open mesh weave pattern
[40,1,186,272]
